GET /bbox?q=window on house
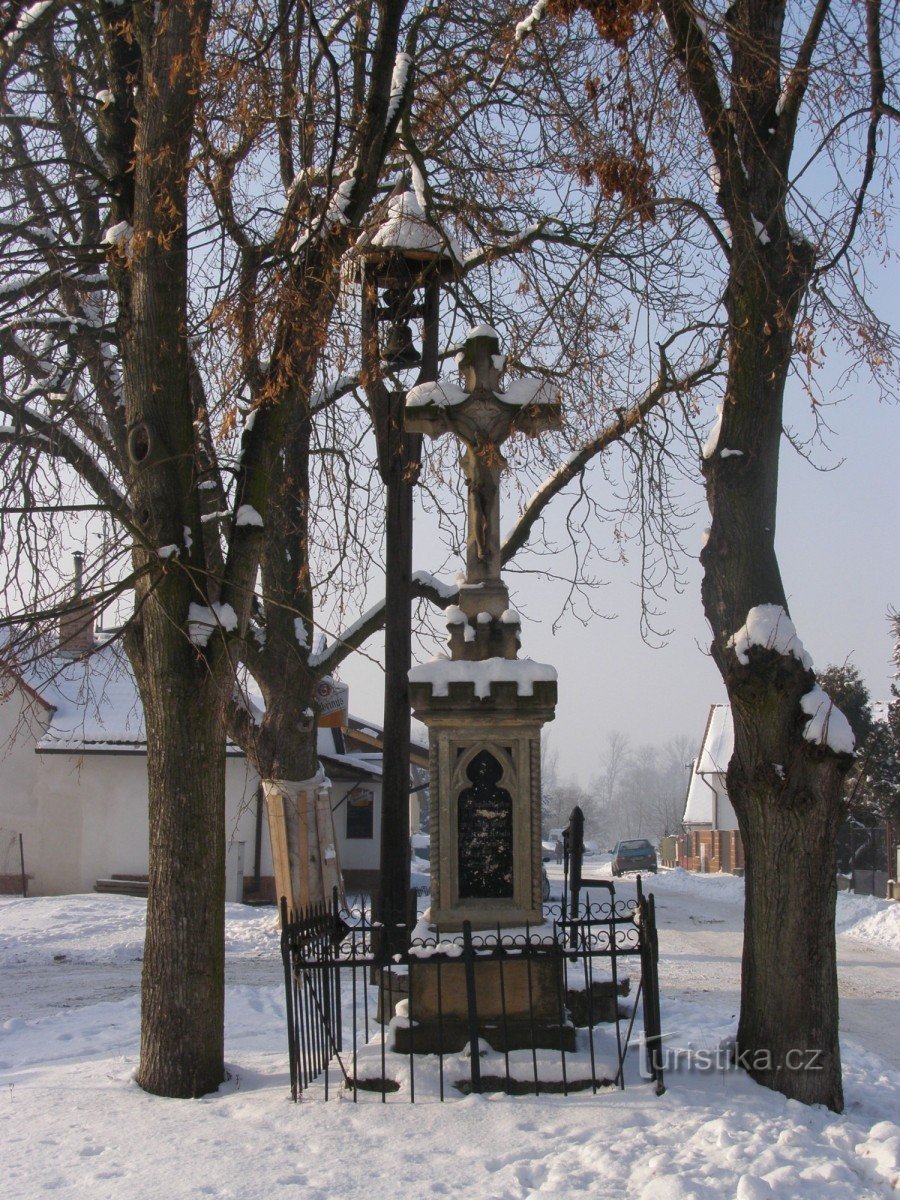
[346,787,374,839]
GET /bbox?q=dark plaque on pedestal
[457,750,513,898]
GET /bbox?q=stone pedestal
[409,670,556,929]
[391,956,575,1053]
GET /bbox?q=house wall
[2,678,388,898]
[677,829,744,874]
[331,779,382,892]
[0,687,50,892]
[27,749,263,898]
[708,776,739,831]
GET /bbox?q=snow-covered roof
[695,704,734,776]
[369,190,460,261]
[11,642,146,751]
[682,766,715,826]
[3,645,404,774]
[682,705,732,827]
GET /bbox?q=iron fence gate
[280,860,663,1102]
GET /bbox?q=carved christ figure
[406,326,561,592]
[464,439,505,575]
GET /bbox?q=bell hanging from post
[381,320,421,368]
[356,186,460,377]
[379,284,422,368]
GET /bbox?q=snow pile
[371,189,456,258]
[406,378,469,409]
[0,895,279,966]
[835,891,900,953]
[800,684,856,754]
[187,601,238,646]
[702,402,723,458]
[235,504,264,527]
[500,377,558,406]
[407,371,557,411]
[650,865,748,906]
[467,323,501,340]
[102,220,133,255]
[409,655,557,698]
[727,604,813,670]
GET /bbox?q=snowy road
[0,957,285,1023]
[2,870,897,1074]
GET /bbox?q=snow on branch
[309,572,459,674]
[727,604,813,671]
[386,51,413,124]
[187,602,239,648]
[514,0,549,44]
[800,685,856,755]
[3,1,55,49]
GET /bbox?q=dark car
[611,838,657,876]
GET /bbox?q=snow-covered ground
[1,871,898,1199]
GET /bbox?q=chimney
[58,552,95,656]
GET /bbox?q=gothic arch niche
[456,748,515,899]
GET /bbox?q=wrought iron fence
[279,840,664,1102]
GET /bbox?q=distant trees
[586,732,694,845]
[541,730,695,846]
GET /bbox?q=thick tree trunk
[734,763,844,1107]
[701,263,850,1111]
[137,659,226,1097]
[120,1,218,1097]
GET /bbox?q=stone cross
[406,325,560,618]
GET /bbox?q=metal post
[462,921,481,1094]
[568,806,584,948]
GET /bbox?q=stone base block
[429,902,545,931]
[409,955,563,1023]
[392,1016,576,1055]
[565,977,631,1026]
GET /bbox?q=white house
[682,704,738,833]
[0,633,426,899]
[680,704,743,873]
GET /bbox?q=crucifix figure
[406,325,561,619]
